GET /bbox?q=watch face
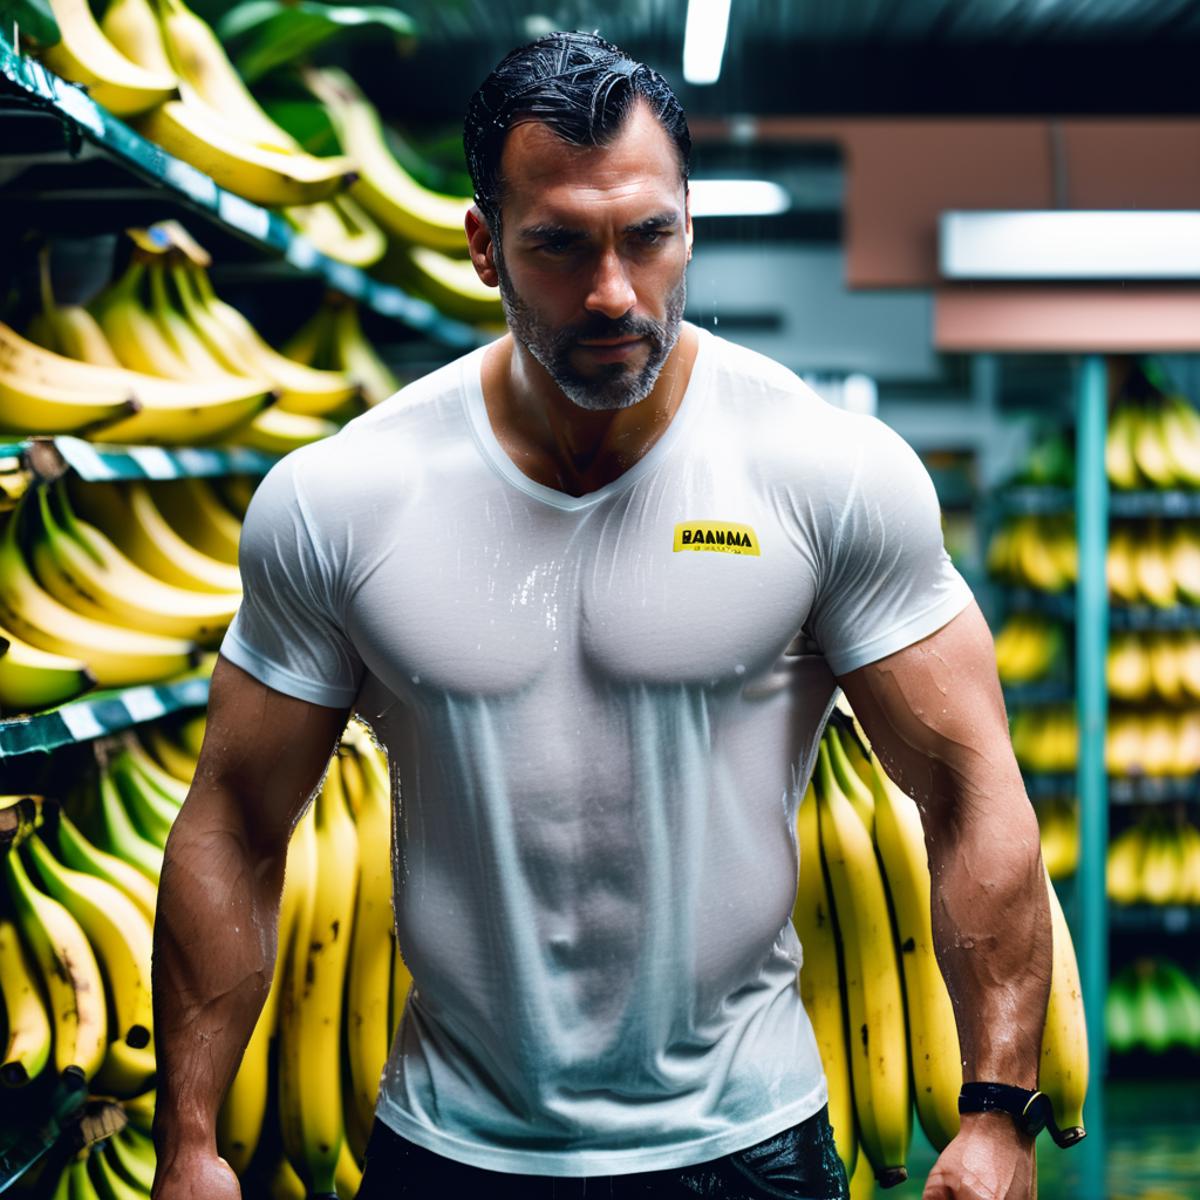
[1020,1094,1052,1136]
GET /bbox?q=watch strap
[958,1082,1071,1147]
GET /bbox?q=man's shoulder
[701,328,814,400]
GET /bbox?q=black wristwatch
[957,1083,1072,1147]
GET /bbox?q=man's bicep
[835,602,1022,825]
[187,653,350,849]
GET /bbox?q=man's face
[490,101,692,412]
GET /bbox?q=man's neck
[480,324,699,498]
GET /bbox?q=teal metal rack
[1074,354,1109,1188]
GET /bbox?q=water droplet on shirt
[411,674,420,685]
[734,664,746,676]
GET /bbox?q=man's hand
[151,1145,241,1200]
[923,1113,1036,1199]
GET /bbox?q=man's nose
[585,249,637,319]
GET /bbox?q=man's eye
[638,229,670,245]
[539,239,575,254]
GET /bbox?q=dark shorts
[354,1105,850,1199]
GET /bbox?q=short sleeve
[219,453,363,708]
[807,417,974,677]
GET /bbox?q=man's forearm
[152,786,286,1151]
[925,790,1052,1090]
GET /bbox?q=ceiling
[327,0,1200,121]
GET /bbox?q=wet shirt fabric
[220,325,973,1178]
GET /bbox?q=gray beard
[495,255,687,412]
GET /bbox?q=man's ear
[466,205,499,288]
[684,187,693,262]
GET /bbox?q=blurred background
[2,2,1200,1198]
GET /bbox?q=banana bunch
[34,0,357,209]
[1106,709,1200,776]
[53,1121,160,1200]
[1107,384,1200,491]
[993,612,1064,684]
[0,474,248,702]
[37,0,175,117]
[1109,521,1200,608]
[1107,958,1200,1054]
[284,296,401,409]
[1107,815,1200,906]
[986,515,1077,593]
[1010,705,1079,773]
[1108,628,1200,703]
[4,244,280,445]
[794,720,1089,1185]
[1038,797,1080,880]
[219,721,408,1198]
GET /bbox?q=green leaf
[0,0,60,47]
[216,1,416,84]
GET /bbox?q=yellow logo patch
[673,521,760,556]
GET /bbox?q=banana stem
[38,244,56,316]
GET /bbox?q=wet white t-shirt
[220,325,972,1177]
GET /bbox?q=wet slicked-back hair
[463,31,691,237]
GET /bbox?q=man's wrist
[958,1109,1037,1149]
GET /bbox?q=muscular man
[150,33,1051,1200]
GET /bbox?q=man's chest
[342,480,820,701]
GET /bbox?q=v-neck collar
[461,325,712,512]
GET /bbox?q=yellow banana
[178,264,359,416]
[276,804,319,1186]
[92,260,191,379]
[869,755,962,1153]
[141,725,198,784]
[0,914,53,1087]
[217,787,311,1174]
[1105,403,1142,490]
[55,811,158,925]
[134,99,356,209]
[284,195,387,269]
[232,407,339,454]
[25,833,154,1050]
[0,624,94,714]
[815,742,910,1185]
[0,503,196,688]
[108,1125,157,1191]
[791,782,857,1179]
[4,849,107,1083]
[33,248,122,368]
[1131,404,1176,488]
[306,68,470,253]
[101,0,175,77]
[826,725,875,837]
[146,261,256,384]
[343,736,396,1159]
[40,0,175,117]
[29,484,239,645]
[154,0,302,153]
[332,302,399,408]
[280,760,359,1194]
[69,479,243,594]
[1038,869,1088,1143]
[96,765,164,885]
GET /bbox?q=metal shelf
[1024,772,1200,805]
[1109,904,1200,934]
[997,486,1200,518]
[0,32,480,350]
[1003,680,1074,706]
[0,657,212,759]
[7,435,277,482]
[1001,588,1200,631]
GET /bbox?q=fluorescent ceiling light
[941,211,1200,279]
[683,0,732,85]
[689,179,790,217]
